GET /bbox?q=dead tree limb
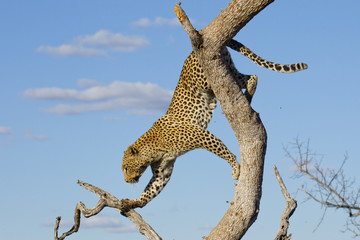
[284,138,360,237]
[175,1,273,239]
[274,165,297,240]
[54,180,162,240]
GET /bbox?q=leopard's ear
[127,145,138,155]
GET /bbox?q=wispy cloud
[77,79,102,88]
[37,30,149,57]
[37,45,107,57]
[23,81,170,102]
[0,127,14,146]
[42,215,136,233]
[0,126,12,135]
[24,130,50,141]
[77,30,149,52]
[23,80,172,115]
[132,17,181,27]
[0,141,12,147]
[103,116,126,122]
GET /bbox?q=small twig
[54,180,162,240]
[274,165,297,240]
[352,211,360,218]
[285,138,360,236]
[174,2,203,49]
[344,217,360,238]
[295,151,356,216]
[300,188,360,214]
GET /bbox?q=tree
[284,138,360,238]
[54,1,300,239]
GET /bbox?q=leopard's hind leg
[233,71,258,103]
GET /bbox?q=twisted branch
[54,180,162,240]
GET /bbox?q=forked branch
[54,181,162,240]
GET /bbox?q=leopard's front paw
[232,163,240,180]
[120,198,144,210]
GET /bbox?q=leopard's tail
[227,39,308,73]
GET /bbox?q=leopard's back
[166,52,216,129]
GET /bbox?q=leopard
[121,39,308,209]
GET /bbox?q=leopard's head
[122,145,150,183]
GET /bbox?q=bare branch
[300,188,360,214]
[54,181,162,240]
[274,165,297,240]
[174,3,202,48]
[285,138,360,236]
[344,217,360,238]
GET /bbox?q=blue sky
[1,0,360,239]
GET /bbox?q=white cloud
[103,116,126,122]
[24,130,50,141]
[77,30,149,52]
[105,225,137,233]
[42,215,136,233]
[0,126,12,135]
[23,81,172,102]
[77,79,102,88]
[0,141,11,147]
[37,44,107,57]
[37,30,149,57]
[132,17,181,27]
[23,88,80,100]
[23,80,172,115]
[43,95,169,115]
[0,128,14,146]
[81,216,124,229]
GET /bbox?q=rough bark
[175,1,272,239]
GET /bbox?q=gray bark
[175,1,273,239]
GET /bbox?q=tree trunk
[175,0,273,238]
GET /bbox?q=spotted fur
[121,40,307,209]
